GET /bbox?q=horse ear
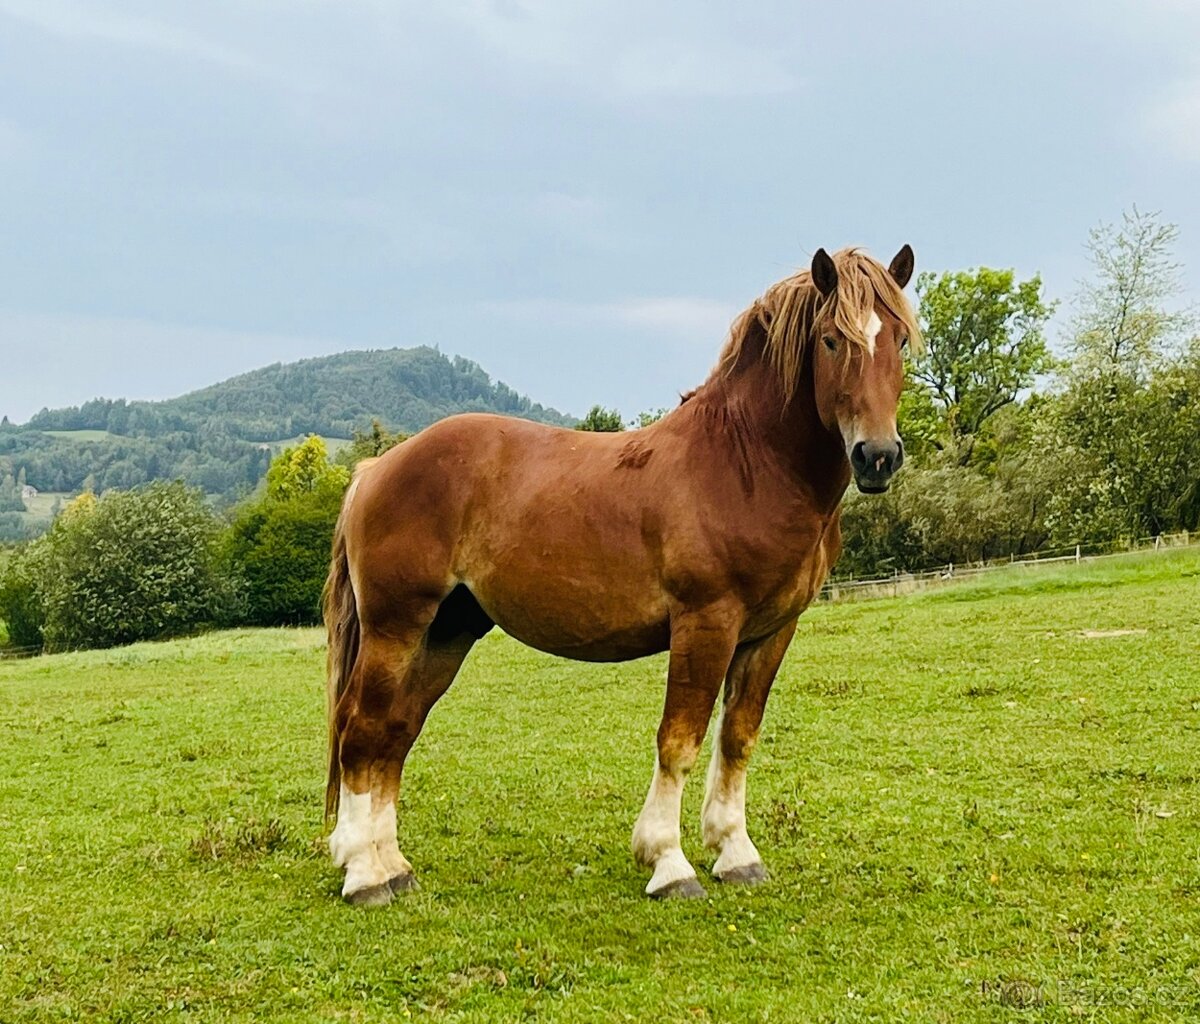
[811,248,838,296]
[888,244,914,289]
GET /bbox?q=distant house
[21,484,38,501]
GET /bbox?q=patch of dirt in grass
[1078,628,1148,639]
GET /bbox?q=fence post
[1075,545,1081,563]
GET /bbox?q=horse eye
[899,334,909,350]
[823,336,836,351]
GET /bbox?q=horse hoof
[344,883,393,907]
[388,872,420,893]
[649,876,707,900]
[714,862,768,885]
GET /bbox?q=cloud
[484,296,738,342]
[1147,76,1200,162]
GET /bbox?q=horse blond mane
[717,247,923,404]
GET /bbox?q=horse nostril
[852,440,902,481]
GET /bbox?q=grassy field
[40,430,118,442]
[2,549,1199,1022]
[248,435,352,457]
[11,490,70,536]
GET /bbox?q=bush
[0,483,230,653]
[0,538,49,649]
[225,437,349,625]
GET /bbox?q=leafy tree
[1070,207,1193,381]
[1039,344,1200,542]
[225,437,349,625]
[338,419,407,467]
[910,268,1055,464]
[1,484,229,653]
[635,408,669,427]
[0,472,25,513]
[265,436,350,501]
[895,383,944,466]
[1039,210,1199,541]
[0,537,50,648]
[576,405,625,432]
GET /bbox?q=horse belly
[467,566,670,663]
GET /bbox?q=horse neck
[693,335,850,513]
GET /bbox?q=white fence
[819,530,1196,604]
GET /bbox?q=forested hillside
[0,347,572,536]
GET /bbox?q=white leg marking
[328,784,389,895]
[701,720,762,877]
[647,848,697,894]
[632,761,698,894]
[372,798,414,880]
[863,310,882,358]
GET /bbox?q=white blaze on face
[863,310,882,358]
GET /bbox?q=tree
[0,472,25,513]
[1070,207,1193,381]
[337,420,407,468]
[225,437,349,625]
[1040,209,1199,541]
[910,268,1055,464]
[635,408,669,428]
[0,537,50,648]
[576,405,625,432]
[0,483,229,653]
[266,436,349,500]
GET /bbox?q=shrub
[0,537,50,649]
[225,437,349,626]
[37,484,230,652]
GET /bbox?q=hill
[0,347,573,537]
[21,346,571,440]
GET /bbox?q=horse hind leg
[372,633,478,894]
[330,591,488,905]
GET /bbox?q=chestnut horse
[324,245,921,904]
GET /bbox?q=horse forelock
[716,247,922,403]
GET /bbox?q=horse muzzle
[850,438,903,494]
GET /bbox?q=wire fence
[0,643,45,660]
[819,530,1196,604]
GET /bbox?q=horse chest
[738,526,834,638]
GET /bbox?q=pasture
[2,549,1198,1022]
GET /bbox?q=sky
[1,0,1198,424]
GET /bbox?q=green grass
[2,549,1199,1022]
[41,429,119,442]
[19,491,69,518]
[247,435,352,456]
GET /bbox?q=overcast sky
[1,0,1198,424]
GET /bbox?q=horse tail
[323,459,376,822]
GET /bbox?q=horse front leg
[701,619,797,884]
[632,603,739,899]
